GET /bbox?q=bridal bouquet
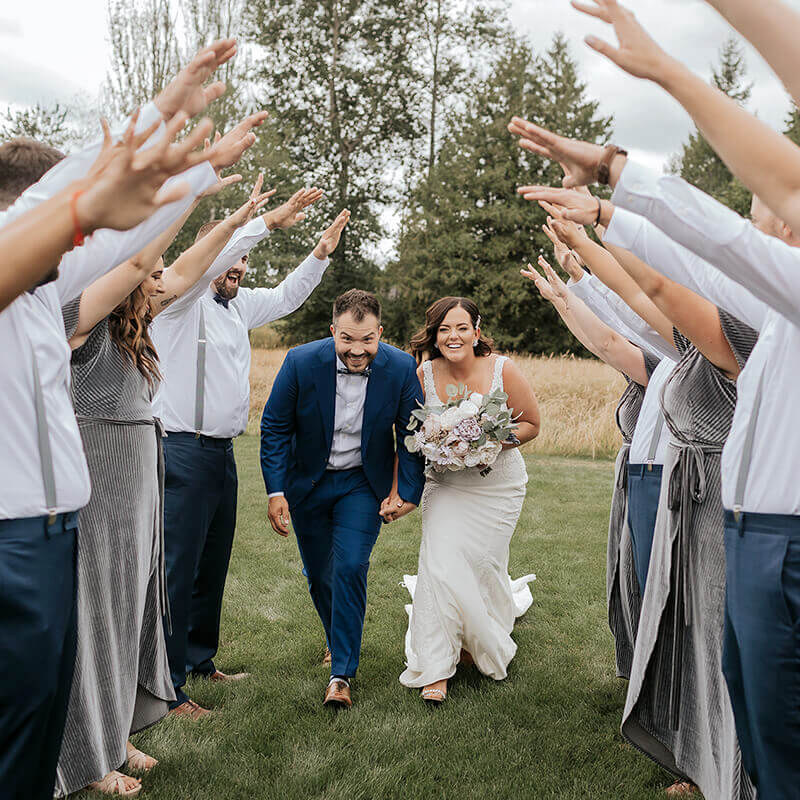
[405,384,518,475]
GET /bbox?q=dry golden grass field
[247,345,626,459]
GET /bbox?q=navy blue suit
[260,338,424,677]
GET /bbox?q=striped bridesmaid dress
[607,350,661,678]
[622,311,757,799]
[54,300,174,796]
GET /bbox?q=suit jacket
[260,338,425,509]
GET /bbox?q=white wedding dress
[399,356,536,687]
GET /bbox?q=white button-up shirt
[0,110,215,519]
[327,357,368,470]
[629,356,675,466]
[612,160,800,513]
[151,228,329,439]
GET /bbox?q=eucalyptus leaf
[446,384,459,397]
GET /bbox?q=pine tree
[384,33,613,355]
[668,36,752,216]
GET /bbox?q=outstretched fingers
[570,0,612,22]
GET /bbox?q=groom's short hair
[333,289,381,324]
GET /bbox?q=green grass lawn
[124,435,670,800]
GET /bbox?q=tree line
[2,1,793,354]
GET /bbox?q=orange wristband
[70,189,86,248]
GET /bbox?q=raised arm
[522,259,649,385]
[570,0,800,234]
[701,0,800,109]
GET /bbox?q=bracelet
[592,196,602,228]
[596,144,628,185]
[70,190,86,248]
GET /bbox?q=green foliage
[784,102,800,147]
[0,103,74,150]
[668,36,752,217]
[384,33,613,355]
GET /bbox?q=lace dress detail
[400,356,535,687]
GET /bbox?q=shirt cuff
[268,491,285,498]
[610,159,662,214]
[603,206,644,252]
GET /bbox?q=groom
[260,289,424,707]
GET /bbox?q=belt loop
[733,505,745,536]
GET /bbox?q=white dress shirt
[0,113,216,520]
[628,356,675,466]
[151,239,329,438]
[612,160,800,513]
[569,272,679,361]
[327,357,368,470]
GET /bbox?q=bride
[395,297,540,703]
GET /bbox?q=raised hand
[77,111,213,233]
[508,117,608,187]
[224,174,277,229]
[313,209,350,259]
[542,217,583,281]
[519,185,602,226]
[539,256,571,301]
[154,39,237,120]
[520,261,569,315]
[207,111,269,171]
[571,0,674,82]
[200,133,243,198]
[263,187,325,231]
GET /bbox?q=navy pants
[163,433,238,704]
[290,468,382,678]
[627,463,663,593]
[0,512,77,800]
[723,510,800,799]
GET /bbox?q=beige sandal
[126,740,158,772]
[665,780,700,796]
[421,687,447,704]
[88,770,142,796]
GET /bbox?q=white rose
[469,392,484,407]
[453,440,470,456]
[422,414,442,437]
[458,400,479,418]
[464,452,482,468]
[440,406,465,430]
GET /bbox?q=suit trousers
[722,509,800,800]
[0,512,77,800]
[163,433,238,704]
[290,467,382,678]
[626,463,663,593]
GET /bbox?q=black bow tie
[338,367,371,377]
[213,293,229,308]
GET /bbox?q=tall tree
[385,33,613,355]
[247,0,432,341]
[668,36,752,216]
[0,104,74,150]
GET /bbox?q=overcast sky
[1,0,798,172]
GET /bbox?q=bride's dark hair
[410,296,493,364]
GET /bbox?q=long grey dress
[54,301,174,796]
[621,311,757,799]
[608,350,661,679]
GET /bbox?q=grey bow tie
[338,367,371,377]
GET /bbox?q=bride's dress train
[399,357,535,688]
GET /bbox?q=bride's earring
[472,340,478,348]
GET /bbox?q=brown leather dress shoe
[322,647,332,666]
[323,680,352,708]
[167,699,212,720]
[208,669,250,682]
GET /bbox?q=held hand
[509,116,605,187]
[268,496,291,537]
[379,493,416,524]
[207,111,269,170]
[77,111,213,233]
[200,134,243,198]
[263,187,325,231]
[313,209,350,259]
[224,173,277,229]
[154,39,237,120]
[571,0,674,83]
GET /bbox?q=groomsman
[151,204,350,717]
[0,65,230,798]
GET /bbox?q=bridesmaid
[55,181,272,797]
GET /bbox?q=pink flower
[453,417,483,442]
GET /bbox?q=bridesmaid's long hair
[108,286,161,386]
[410,296,493,364]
